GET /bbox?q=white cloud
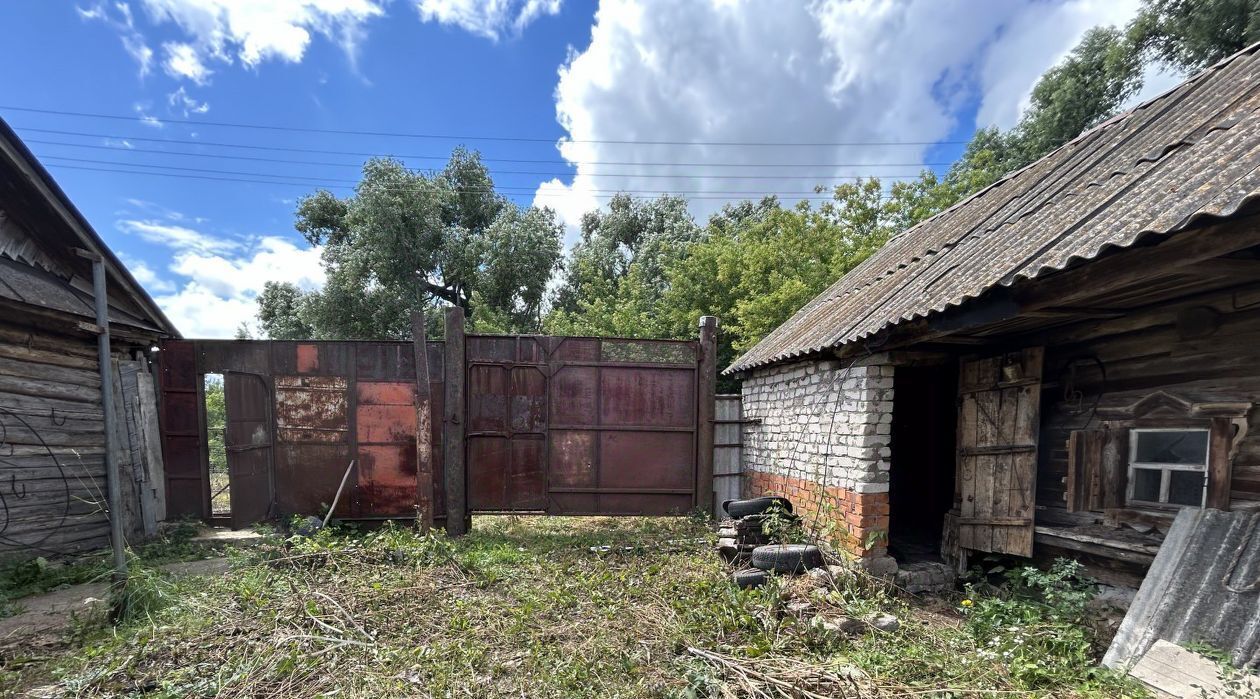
[536,0,1155,242]
[137,0,387,83]
[132,102,165,128]
[119,255,176,293]
[168,86,211,116]
[77,2,155,78]
[117,219,240,254]
[974,0,1147,129]
[161,41,213,83]
[415,0,562,40]
[156,236,325,337]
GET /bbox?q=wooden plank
[0,340,99,370]
[1129,640,1260,699]
[0,373,101,403]
[695,316,718,517]
[443,308,468,536]
[410,312,434,530]
[1101,425,1128,510]
[133,366,166,524]
[1207,416,1233,510]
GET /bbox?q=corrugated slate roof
[728,43,1260,374]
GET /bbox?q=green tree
[1131,0,1260,72]
[544,193,701,337]
[258,149,563,339]
[1012,27,1144,161]
[204,376,226,475]
[256,281,315,339]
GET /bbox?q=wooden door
[956,347,1043,557]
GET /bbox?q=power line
[14,126,955,169]
[44,162,890,200]
[1,105,967,147]
[28,140,927,181]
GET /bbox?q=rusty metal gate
[159,336,444,525]
[158,311,716,530]
[463,334,708,516]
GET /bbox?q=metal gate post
[696,316,718,518]
[443,308,470,535]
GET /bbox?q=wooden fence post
[696,316,718,518]
[443,308,470,536]
[410,312,434,531]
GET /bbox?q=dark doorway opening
[888,363,958,562]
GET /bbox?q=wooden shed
[0,117,178,559]
[728,44,1260,586]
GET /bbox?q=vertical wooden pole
[696,316,718,518]
[410,312,434,530]
[443,308,469,535]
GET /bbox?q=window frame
[1126,427,1210,508]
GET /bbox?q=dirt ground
[0,558,229,644]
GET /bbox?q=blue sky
[0,0,1173,337]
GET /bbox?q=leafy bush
[961,558,1108,688]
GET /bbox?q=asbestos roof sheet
[1103,508,1260,671]
[728,43,1260,374]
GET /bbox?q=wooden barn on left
[0,117,178,559]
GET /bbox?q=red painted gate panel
[465,335,700,516]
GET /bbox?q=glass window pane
[1132,468,1162,502]
[1134,430,1208,465]
[1168,470,1206,506]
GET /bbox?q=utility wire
[39,155,922,188]
[14,126,955,169]
[25,138,934,180]
[44,163,892,201]
[41,155,910,195]
[1,105,969,147]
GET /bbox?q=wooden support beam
[695,316,718,518]
[442,308,469,536]
[1017,215,1260,308]
[410,312,434,531]
[1184,257,1260,276]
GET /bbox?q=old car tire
[722,497,793,519]
[750,544,824,573]
[733,568,769,588]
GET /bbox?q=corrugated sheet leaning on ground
[1103,508,1260,670]
[728,43,1260,374]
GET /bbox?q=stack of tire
[718,497,825,589]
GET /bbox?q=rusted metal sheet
[225,373,272,528]
[160,339,446,526]
[158,339,205,519]
[465,334,702,516]
[729,45,1260,374]
[354,381,418,516]
[275,375,349,443]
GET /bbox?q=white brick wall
[740,354,894,494]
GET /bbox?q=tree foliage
[1131,0,1260,72]
[257,149,563,339]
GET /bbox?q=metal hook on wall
[50,407,67,426]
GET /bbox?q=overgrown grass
[0,520,217,618]
[1,517,1144,698]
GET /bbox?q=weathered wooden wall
[713,394,741,520]
[1036,283,1260,522]
[0,320,164,559]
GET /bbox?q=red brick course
[743,469,889,558]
